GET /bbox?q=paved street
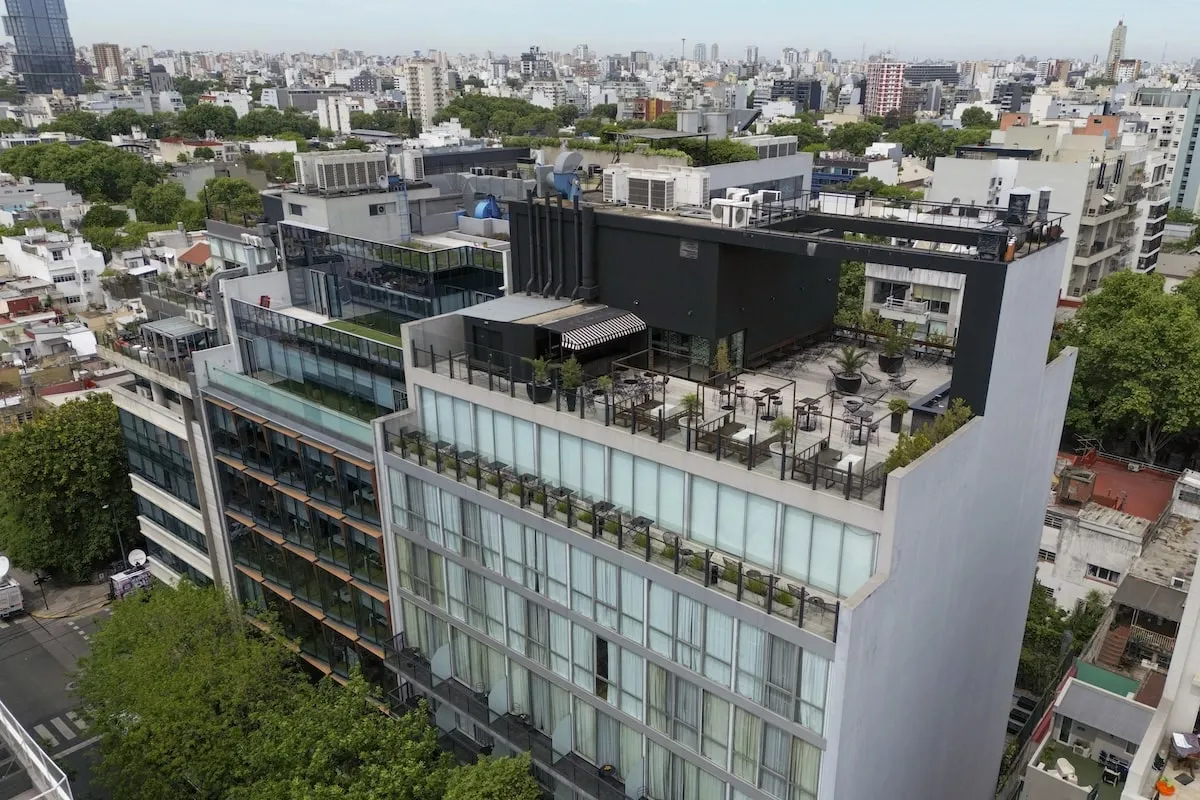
[0,598,110,798]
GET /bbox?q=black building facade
[3,0,80,94]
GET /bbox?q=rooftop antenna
[682,38,686,61]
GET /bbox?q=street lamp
[100,503,128,565]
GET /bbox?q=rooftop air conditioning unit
[1172,575,1189,590]
[185,308,205,326]
[710,199,755,229]
[1127,462,1142,472]
[372,204,389,215]
[726,187,751,202]
[470,167,485,176]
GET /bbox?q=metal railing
[98,333,194,382]
[412,344,890,508]
[880,296,930,315]
[385,422,844,642]
[0,695,72,799]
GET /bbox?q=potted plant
[523,356,553,403]
[768,414,795,468]
[711,340,731,384]
[559,356,583,411]
[878,324,912,374]
[833,345,868,394]
[594,375,612,398]
[1157,777,1177,796]
[887,397,909,434]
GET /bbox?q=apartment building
[864,61,905,116]
[1020,473,1200,800]
[317,95,354,136]
[92,42,123,80]
[1123,88,1200,214]
[0,228,102,312]
[375,191,1074,800]
[405,58,448,132]
[929,125,1146,297]
[193,230,503,681]
[282,150,412,243]
[199,92,252,119]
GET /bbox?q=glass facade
[232,299,406,422]
[279,224,504,341]
[418,388,877,598]
[209,398,389,682]
[390,469,827,800]
[119,409,200,508]
[145,540,213,587]
[3,0,81,95]
[136,495,208,554]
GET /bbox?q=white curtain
[620,649,644,721]
[419,388,437,438]
[595,558,619,630]
[479,508,503,572]
[473,405,494,459]
[620,569,645,643]
[574,698,597,762]
[505,591,525,651]
[435,392,453,443]
[731,707,761,784]
[689,476,718,547]
[446,561,466,622]
[539,427,560,485]
[716,485,747,557]
[452,397,473,451]
[572,623,593,691]
[611,449,634,511]
[799,651,829,734]
[647,583,674,657]
[702,692,730,768]
[646,740,669,800]
[619,723,643,784]
[780,507,813,583]
[494,412,514,465]
[546,538,569,606]
[571,549,594,618]
[793,736,821,799]
[839,525,877,597]
[633,457,657,520]
[582,440,606,500]
[560,433,582,494]
[760,724,791,799]
[549,612,570,678]
[676,595,703,672]
[647,662,669,734]
[513,418,536,476]
[658,465,685,533]
[809,517,842,594]
[502,518,523,583]
[703,609,734,687]
[745,494,778,567]
[736,623,766,704]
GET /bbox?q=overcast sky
[65,0,1188,63]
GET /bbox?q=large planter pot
[890,412,904,434]
[834,373,863,394]
[561,387,578,411]
[526,382,553,404]
[878,353,905,374]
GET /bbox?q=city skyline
[62,0,1191,62]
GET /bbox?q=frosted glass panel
[494,413,514,465]
[611,450,634,512]
[560,434,582,494]
[474,407,495,459]
[658,466,685,533]
[839,525,877,597]
[582,441,606,500]
[420,388,437,438]
[539,427,560,486]
[435,392,454,443]
[453,398,473,451]
[514,419,536,476]
[716,485,747,557]
[745,494,777,566]
[633,458,657,520]
[690,477,717,547]
[809,517,842,593]
[780,507,813,582]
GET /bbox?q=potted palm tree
[878,324,912,374]
[888,397,909,434]
[524,356,553,403]
[559,356,583,411]
[679,392,702,435]
[833,346,868,394]
[768,414,795,469]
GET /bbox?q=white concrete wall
[130,474,205,534]
[138,515,212,579]
[929,157,1090,297]
[281,192,411,243]
[822,241,1077,800]
[1038,516,1137,609]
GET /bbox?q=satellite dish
[128,549,147,568]
[0,556,9,580]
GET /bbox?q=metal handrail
[0,695,72,799]
[881,296,930,314]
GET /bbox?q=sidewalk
[6,564,110,619]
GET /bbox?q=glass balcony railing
[206,365,373,448]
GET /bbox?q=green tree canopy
[76,582,306,800]
[653,111,677,131]
[348,110,417,137]
[572,116,606,137]
[176,103,238,138]
[553,104,580,126]
[959,106,997,129]
[590,103,617,120]
[882,109,914,130]
[1017,581,1105,693]
[193,146,216,159]
[131,181,188,224]
[174,76,217,107]
[433,95,559,137]
[1063,271,1200,464]
[81,204,130,228]
[0,395,134,580]
[767,120,826,149]
[842,175,923,201]
[41,110,107,140]
[656,136,759,166]
[242,150,296,182]
[204,177,265,220]
[463,76,486,89]
[0,118,22,135]
[826,121,883,155]
[443,753,542,800]
[888,123,956,160]
[0,142,164,203]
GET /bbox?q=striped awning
[543,307,647,351]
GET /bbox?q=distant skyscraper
[783,47,799,65]
[817,48,833,64]
[864,60,906,115]
[92,42,122,79]
[746,45,759,64]
[710,43,719,61]
[573,44,590,62]
[3,0,81,94]
[693,42,707,63]
[1106,20,1127,76]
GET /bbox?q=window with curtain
[572,623,594,692]
[571,549,594,619]
[759,723,792,800]
[619,723,643,785]
[648,583,674,657]
[647,662,669,734]
[702,692,730,767]
[494,412,515,465]
[619,649,644,720]
[839,525,877,597]
[620,569,645,643]
[703,609,734,687]
[780,507,813,584]
[673,676,701,752]
[505,591,526,652]
[611,450,634,511]
[798,652,829,734]
[595,558,619,630]
[546,538,569,606]
[647,739,669,800]
[452,398,473,451]
[658,465,685,533]
[716,484,747,557]
[549,612,570,678]
[765,634,800,719]
[539,427,560,486]
[596,710,621,771]
[633,457,657,520]
[746,494,778,566]
[582,440,605,499]
[689,476,718,547]
[440,491,462,554]
[736,623,766,704]
[513,418,536,476]
[732,706,761,784]
[560,433,582,494]
[474,406,495,459]
[574,698,597,763]
[675,595,703,672]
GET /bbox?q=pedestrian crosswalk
[31,711,88,750]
